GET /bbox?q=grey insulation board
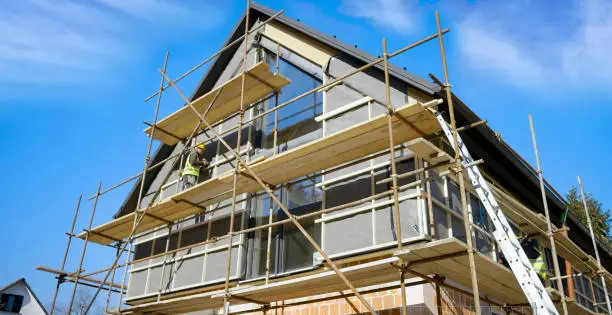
[127,270,147,298]
[173,255,206,289]
[324,211,373,255]
[145,264,173,294]
[205,247,240,282]
[327,56,408,109]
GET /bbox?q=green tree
[565,185,612,244]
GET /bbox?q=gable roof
[1,278,49,315]
[189,2,437,103]
[118,1,612,270]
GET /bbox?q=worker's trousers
[182,174,197,191]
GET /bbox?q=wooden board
[395,238,526,305]
[122,257,400,314]
[395,239,598,314]
[548,287,596,315]
[145,61,291,145]
[492,185,612,286]
[79,102,441,245]
[404,138,451,165]
[121,239,597,315]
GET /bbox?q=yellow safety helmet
[196,143,205,150]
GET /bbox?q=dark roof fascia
[441,91,612,270]
[114,2,612,270]
[191,2,437,101]
[249,2,436,95]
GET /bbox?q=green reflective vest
[530,248,548,280]
[183,152,201,177]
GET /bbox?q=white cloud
[457,16,545,86]
[340,0,415,34]
[0,0,226,84]
[456,0,612,89]
[562,0,612,82]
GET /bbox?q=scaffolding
[37,2,612,315]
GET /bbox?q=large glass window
[247,176,322,279]
[253,49,322,158]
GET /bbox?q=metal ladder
[434,111,558,314]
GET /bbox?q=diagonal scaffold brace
[72,13,452,314]
[80,59,228,315]
[158,68,378,315]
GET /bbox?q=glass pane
[282,218,320,272]
[273,57,322,153]
[248,191,281,278]
[448,180,462,215]
[134,241,153,260]
[287,177,322,210]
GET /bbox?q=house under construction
[38,2,612,315]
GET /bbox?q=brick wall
[225,282,524,315]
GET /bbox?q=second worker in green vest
[182,142,210,191]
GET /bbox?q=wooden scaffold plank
[78,101,441,245]
[144,61,291,145]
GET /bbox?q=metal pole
[87,29,448,202]
[434,11,481,314]
[160,70,377,314]
[577,176,612,314]
[424,161,436,239]
[435,275,443,315]
[143,10,285,103]
[67,182,101,315]
[588,275,598,310]
[119,50,170,312]
[400,268,407,315]
[265,188,275,285]
[104,244,120,313]
[82,56,225,315]
[529,114,568,315]
[116,214,136,312]
[381,38,403,251]
[49,193,83,315]
[224,1,250,311]
[156,223,174,301]
[138,51,169,211]
[382,37,406,315]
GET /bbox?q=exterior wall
[126,28,262,300]
[125,21,434,302]
[226,279,515,315]
[0,281,47,315]
[122,15,591,315]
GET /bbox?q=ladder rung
[434,111,558,315]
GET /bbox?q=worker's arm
[189,150,210,168]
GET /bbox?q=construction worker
[522,238,548,284]
[181,142,210,191]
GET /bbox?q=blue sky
[1,0,611,310]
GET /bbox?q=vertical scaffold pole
[104,243,121,313]
[528,114,568,315]
[157,223,174,301]
[577,176,612,314]
[435,275,443,315]
[224,1,250,312]
[68,182,101,315]
[381,38,403,250]
[49,193,83,315]
[434,11,481,314]
[381,37,405,315]
[160,69,377,315]
[116,50,169,312]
